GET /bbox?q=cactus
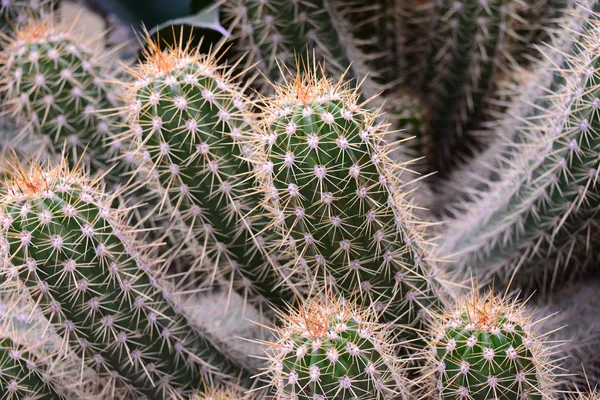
[0,0,53,30]
[223,0,379,99]
[423,291,556,400]
[122,36,301,314]
[437,0,600,213]
[0,19,132,189]
[0,336,66,399]
[251,68,447,344]
[0,159,252,399]
[419,0,548,175]
[437,6,600,292]
[265,295,408,400]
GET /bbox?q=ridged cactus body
[424,292,555,400]
[0,161,251,399]
[0,20,129,186]
[224,0,377,98]
[0,337,65,399]
[438,8,600,291]
[266,297,407,400]
[124,39,298,313]
[253,72,445,341]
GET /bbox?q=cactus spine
[438,7,600,292]
[252,69,446,343]
[224,0,378,98]
[0,337,65,399]
[265,296,408,400]
[0,19,131,188]
[424,292,556,400]
[0,160,252,399]
[0,0,52,30]
[421,0,523,173]
[123,38,299,313]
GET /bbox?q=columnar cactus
[438,0,600,212]
[265,296,408,400]
[223,0,378,99]
[423,292,556,400]
[0,19,131,188]
[421,0,530,174]
[437,8,600,292]
[0,159,252,399]
[252,69,447,342]
[123,37,300,313]
[0,337,65,399]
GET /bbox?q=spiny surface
[0,160,251,399]
[253,71,446,344]
[0,337,65,399]
[0,19,132,187]
[265,296,407,400]
[223,0,378,98]
[424,292,556,400]
[438,0,600,214]
[421,0,529,174]
[124,38,299,313]
[438,10,600,292]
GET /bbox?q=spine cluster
[266,296,407,400]
[424,292,555,400]
[252,71,446,344]
[0,160,251,398]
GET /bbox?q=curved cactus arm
[0,159,253,399]
[438,6,600,292]
[437,0,600,213]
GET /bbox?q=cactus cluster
[265,296,407,400]
[0,0,599,398]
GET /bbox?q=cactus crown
[265,295,406,400]
[0,17,126,184]
[253,66,443,336]
[424,291,556,400]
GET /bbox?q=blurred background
[61,0,225,59]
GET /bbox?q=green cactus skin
[0,161,252,399]
[421,0,524,174]
[253,72,447,345]
[266,297,408,400]
[0,19,133,189]
[437,0,600,214]
[425,292,555,400]
[0,337,65,399]
[123,39,300,314]
[223,0,379,98]
[437,6,600,292]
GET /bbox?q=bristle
[263,295,410,399]
[421,291,559,399]
[250,64,449,348]
[0,157,253,397]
